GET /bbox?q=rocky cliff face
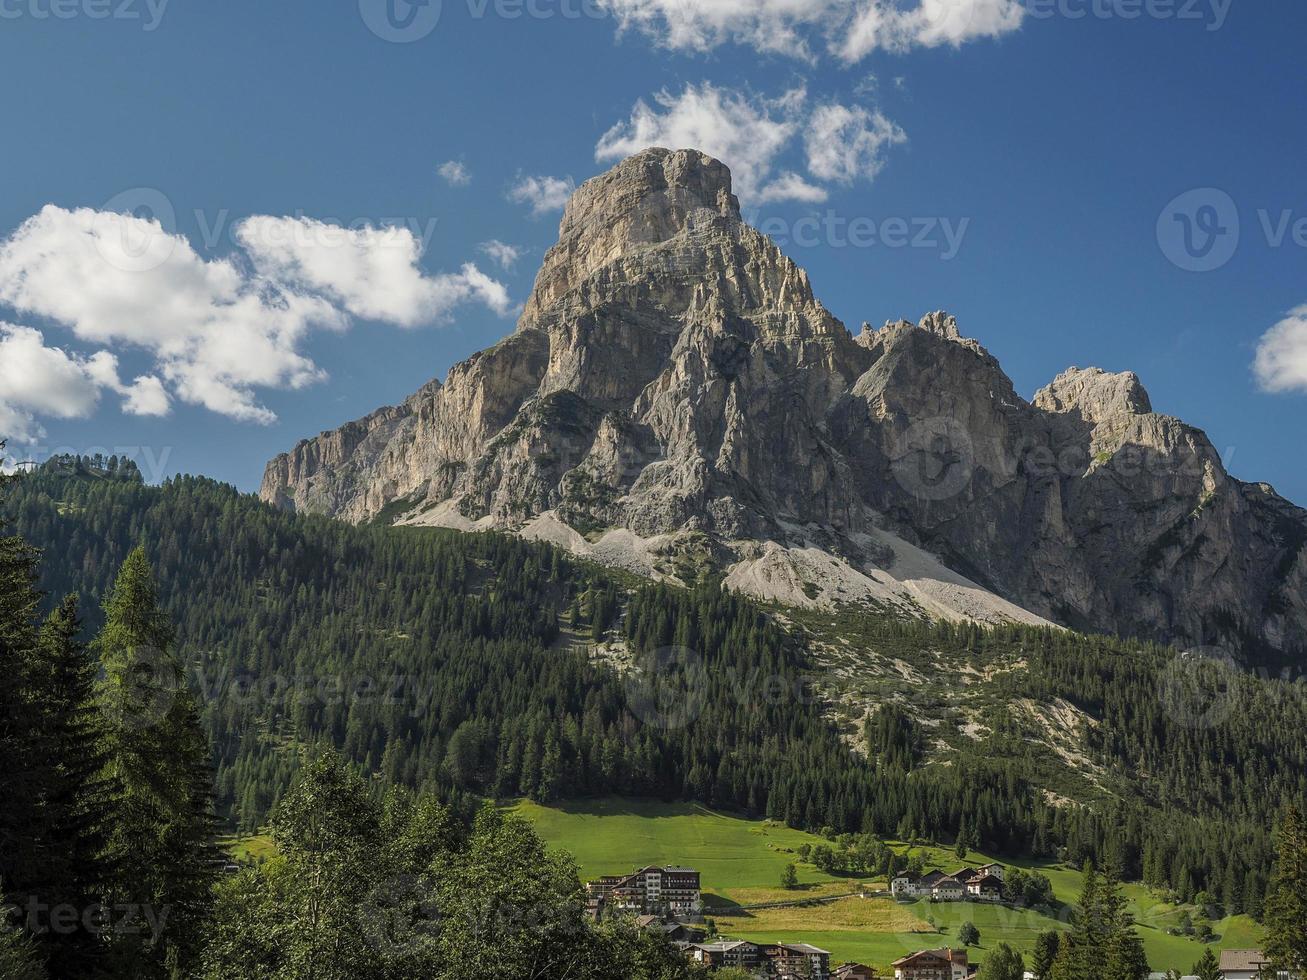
[261,148,1307,665]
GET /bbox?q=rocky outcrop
[261,148,1307,665]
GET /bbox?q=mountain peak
[262,151,1307,665]
[522,149,741,323]
[1034,366,1153,424]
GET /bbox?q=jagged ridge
[261,148,1307,665]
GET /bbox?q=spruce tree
[97,547,218,979]
[0,529,61,958]
[1031,931,1060,979]
[1264,805,1307,974]
[34,594,114,976]
[1192,947,1221,980]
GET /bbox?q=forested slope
[8,457,1305,919]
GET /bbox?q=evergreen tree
[1050,864,1103,980]
[1192,947,1222,980]
[978,943,1025,980]
[97,547,218,979]
[1031,931,1060,979]
[34,594,114,976]
[0,898,47,980]
[1264,805,1307,974]
[1051,863,1148,980]
[781,863,798,889]
[0,529,53,914]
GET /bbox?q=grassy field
[513,797,1264,975]
[221,833,277,866]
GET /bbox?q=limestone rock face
[261,147,1307,664]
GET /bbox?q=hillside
[511,798,1264,975]
[8,458,1306,921]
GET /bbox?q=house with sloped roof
[892,947,968,980]
[1218,949,1299,979]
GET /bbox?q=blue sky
[0,0,1303,502]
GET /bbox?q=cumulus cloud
[0,205,512,427]
[0,324,165,443]
[838,0,1027,60]
[597,0,1025,62]
[805,103,906,184]
[438,161,472,186]
[754,172,829,205]
[1254,306,1307,394]
[597,84,803,202]
[508,175,576,216]
[237,217,514,325]
[596,83,905,204]
[479,240,523,270]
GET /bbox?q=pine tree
[34,594,114,976]
[1050,863,1102,980]
[1100,866,1149,980]
[0,529,62,960]
[1192,947,1221,980]
[97,547,219,979]
[1264,805,1307,974]
[1031,931,1060,979]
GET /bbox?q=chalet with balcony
[892,947,969,980]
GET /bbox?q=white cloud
[438,161,472,187]
[596,0,1025,62]
[597,84,803,202]
[0,324,166,443]
[596,83,905,204]
[599,0,829,59]
[237,217,514,326]
[508,175,576,216]
[754,172,829,205]
[479,240,523,270]
[805,103,906,184]
[83,352,171,417]
[0,206,340,424]
[0,206,513,426]
[1254,306,1307,395]
[839,0,1026,60]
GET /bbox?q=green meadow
[513,797,1264,976]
